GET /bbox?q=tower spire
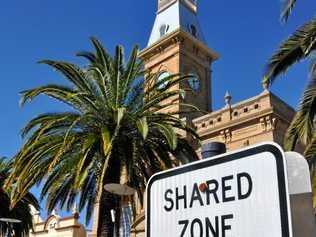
[140,0,218,117]
[149,0,204,46]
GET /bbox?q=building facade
[30,1,298,236]
[30,208,88,237]
[130,0,297,236]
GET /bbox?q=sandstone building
[130,0,296,235]
[30,207,88,237]
[29,1,297,236]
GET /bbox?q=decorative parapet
[192,91,295,145]
[30,212,86,237]
[193,92,272,134]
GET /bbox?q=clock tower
[139,0,219,119]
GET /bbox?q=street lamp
[104,183,136,237]
[104,183,135,196]
[0,218,22,237]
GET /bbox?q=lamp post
[0,218,22,237]
[104,183,135,237]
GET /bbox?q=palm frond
[281,0,297,22]
[0,158,39,237]
[284,62,316,151]
[9,37,200,236]
[263,18,316,86]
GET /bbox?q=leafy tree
[263,1,316,208]
[0,157,39,237]
[5,38,199,236]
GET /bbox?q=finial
[51,209,58,216]
[72,203,78,214]
[224,91,232,106]
[262,81,269,91]
[262,77,270,92]
[30,205,40,215]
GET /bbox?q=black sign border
[146,143,291,237]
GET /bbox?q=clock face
[188,73,200,92]
[157,71,170,89]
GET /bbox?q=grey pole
[201,142,226,159]
[285,152,316,236]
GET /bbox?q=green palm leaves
[0,158,39,237]
[263,2,316,156]
[263,18,316,86]
[284,70,316,156]
[281,0,297,22]
[6,37,199,235]
[263,0,316,209]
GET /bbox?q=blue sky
[0,0,315,227]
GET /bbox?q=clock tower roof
[148,0,206,46]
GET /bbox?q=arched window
[159,24,169,37]
[190,24,197,37]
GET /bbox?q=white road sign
[146,143,292,237]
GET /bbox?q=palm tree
[263,0,316,208]
[5,37,199,236]
[0,157,39,237]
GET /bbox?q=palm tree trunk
[97,191,119,237]
[97,153,121,237]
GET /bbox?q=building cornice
[55,225,81,231]
[139,29,219,62]
[158,0,177,13]
[158,0,197,14]
[196,108,275,137]
[194,90,296,139]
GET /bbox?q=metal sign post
[285,152,316,236]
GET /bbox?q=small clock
[157,71,170,89]
[188,72,200,92]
